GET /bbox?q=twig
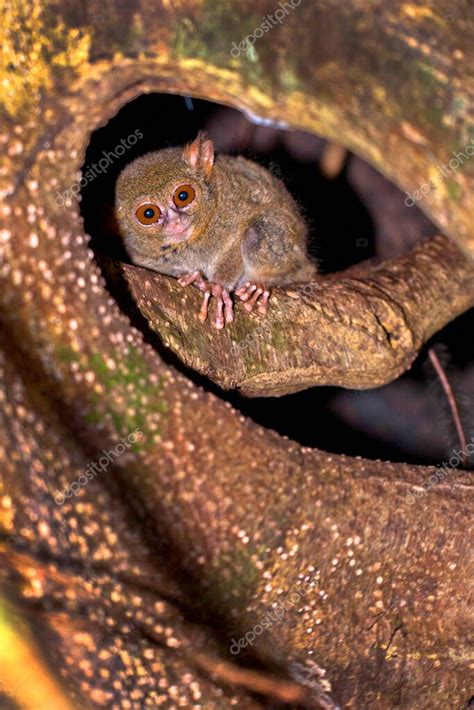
[428,347,468,464]
[189,650,329,708]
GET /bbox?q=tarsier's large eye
[173,184,195,208]
[135,203,161,225]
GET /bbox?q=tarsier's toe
[235,282,256,301]
[257,290,270,315]
[212,285,234,329]
[220,287,235,327]
[198,290,212,323]
[236,283,270,314]
[243,287,263,312]
[197,284,234,329]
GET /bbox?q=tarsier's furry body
[116,132,317,328]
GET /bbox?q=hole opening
[80,92,473,467]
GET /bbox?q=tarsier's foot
[235,282,271,315]
[179,271,234,330]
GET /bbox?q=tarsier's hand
[179,273,271,329]
[179,272,234,330]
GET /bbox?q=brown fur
[115,132,317,290]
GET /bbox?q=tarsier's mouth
[161,233,188,246]
[159,217,193,243]
[160,226,194,249]
[160,243,176,253]
[159,239,187,254]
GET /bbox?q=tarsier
[116,132,317,329]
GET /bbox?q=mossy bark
[100,234,474,396]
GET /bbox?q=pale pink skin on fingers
[235,281,271,315]
[235,282,257,301]
[199,289,212,322]
[178,270,206,289]
[179,271,234,329]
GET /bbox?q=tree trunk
[0,1,473,708]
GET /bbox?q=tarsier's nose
[163,207,188,236]
[164,206,179,222]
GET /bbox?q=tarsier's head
[115,132,217,262]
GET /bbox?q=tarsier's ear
[183,131,214,178]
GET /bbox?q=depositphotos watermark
[55,128,143,206]
[53,429,143,505]
[230,0,302,58]
[407,436,474,505]
[229,576,316,654]
[404,137,474,207]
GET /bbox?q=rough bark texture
[100,233,474,396]
[0,1,473,709]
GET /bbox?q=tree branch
[102,234,474,396]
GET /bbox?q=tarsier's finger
[234,281,250,297]
[180,271,208,292]
[257,290,270,315]
[213,294,225,329]
[179,270,201,287]
[235,282,257,302]
[243,287,263,312]
[198,290,211,322]
[222,289,234,324]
